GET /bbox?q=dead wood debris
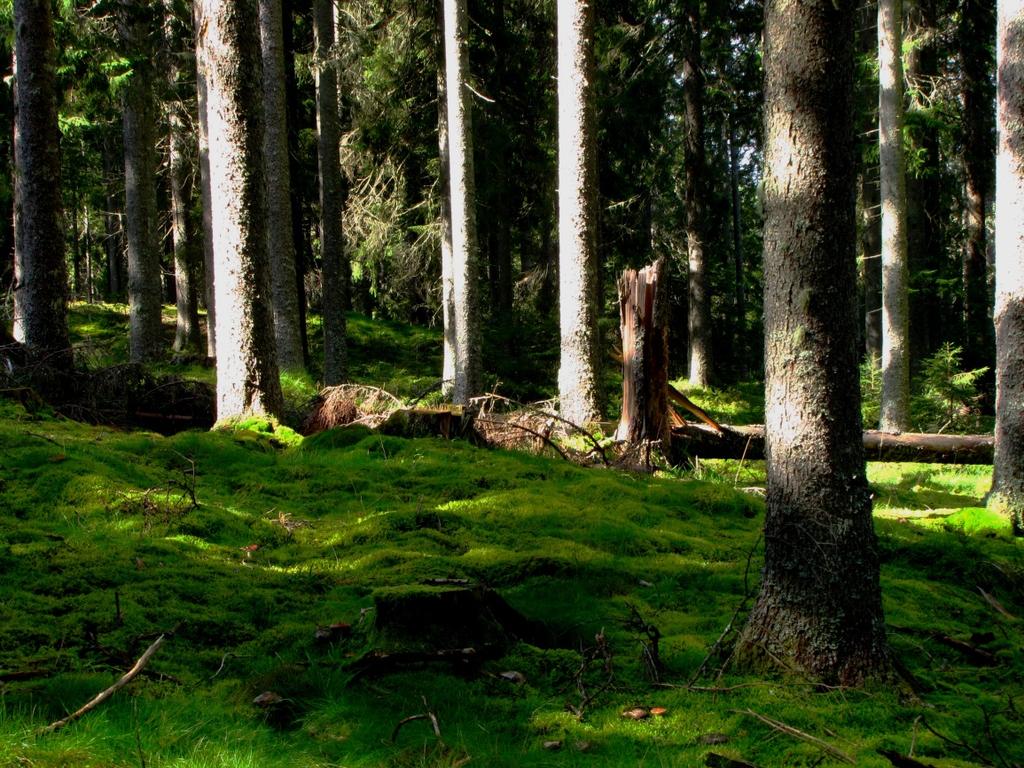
[731,708,855,765]
[302,384,404,433]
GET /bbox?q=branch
[732,708,855,765]
[40,635,166,735]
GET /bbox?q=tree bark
[991,0,1024,534]
[260,0,304,371]
[858,0,882,362]
[11,0,71,365]
[314,0,347,386]
[735,0,891,685]
[615,259,670,447]
[683,0,712,388]
[728,120,746,373]
[442,0,483,405]
[166,1,201,354]
[961,0,997,372]
[198,0,284,420]
[879,0,911,431]
[194,1,217,359]
[556,0,602,425]
[120,2,165,363]
[436,16,457,398]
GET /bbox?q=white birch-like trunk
[194,2,217,359]
[992,0,1024,534]
[556,0,602,425]
[443,0,482,404]
[878,0,911,431]
[437,52,457,397]
[198,0,284,420]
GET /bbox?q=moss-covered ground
[1,305,1020,767]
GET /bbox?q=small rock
[542,740,562,751]
[574,741,593,752]
[252,691,283,708]
[639,579,654,587]
[621,707,649,720]
[499,670,526,684]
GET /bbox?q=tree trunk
[615,259,671,447]
[556,0,601,425]
[961,0,997,373]
[198,0,284,420]
[991,0,1024,535]
[735,0,891,685]
[194,1,217,360]
[436,17,457,398]
[673,422,996,465]
[282,1,309,366]
[858,0,882,361]
[906,0,945,358]
[260,0,304,371]
[683,0,711,388]
[728,120,746,373]
[166,1,201,354]
[879,0,911,431]
[11,0,71,365]
[313,0,347,386]
[120,2,164,363]
[442,0,483,405]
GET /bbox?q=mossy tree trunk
[198,0,284,420]
[991,0,1024,535]
[11,0,71,366]
[879,0,910,432]
[734,0,891,685]
[556,0,602,425]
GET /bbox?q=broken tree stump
[616,259,672,446]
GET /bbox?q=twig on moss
[390,696,444,746]
[732,708,855,765]
[40,635,166,735]
[919,717,994,766]
[475,417,571,462]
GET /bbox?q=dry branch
[40,635,165,734]
[732,708,855,765]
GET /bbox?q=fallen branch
[475,417,571,462]
[732,708,855,765]
[40,635,165,734]
[390,696,444,746]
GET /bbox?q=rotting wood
[673,423,995,464]
[40,635,165,734]
[877,749,940,768]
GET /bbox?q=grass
[3,303,1021,767]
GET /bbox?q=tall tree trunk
[260,0,304,371]
[906,0,944,358]
[120,2,164,363]
[282,1,309,366]
[198,0,284,420]
[102,130,125,300]
[166,1,201,353]
[443,0,482,404]
[961,0,997,372]
[11,0,70,365]
[556,0,601,424]
[858,0,883,362]
[194,2,217,359]
[879,0,911,431]
[991,0,1024,535]
[728,120,746,373]
[683,0,711,388]
[436,21,456,398]
[735,0,891,685]
[314,0,347,385]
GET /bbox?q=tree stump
[615,258,671,446]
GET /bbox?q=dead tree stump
[615,258,671,446]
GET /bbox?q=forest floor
[0,304,1021,768]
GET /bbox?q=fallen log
[672,423,994,465]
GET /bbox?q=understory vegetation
[1,306,1022,768]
